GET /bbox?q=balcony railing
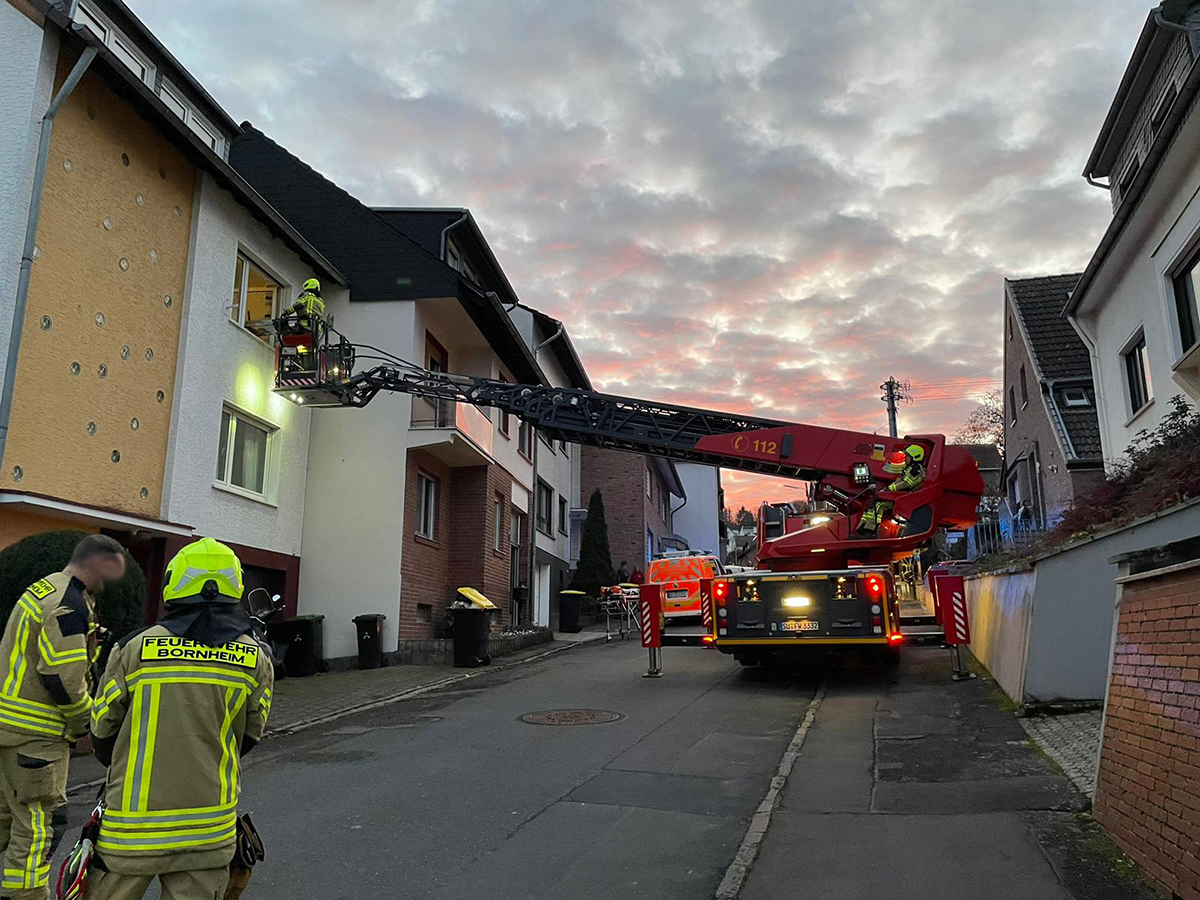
[410,397,494,457]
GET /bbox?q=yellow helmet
[302,278,321,294]
[905,444,926,464]
[162,537,243,604]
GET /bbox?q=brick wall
[400,449,453,639]
[400,452,518,640]
[580,447,675,575]
[1094,564,1200,900]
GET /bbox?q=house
[1003,275,1105,530]
[579,449,685,577]
[0,0,344,612]
[229,129,571,660]
[670,463,724,557]
[1066,1,1200,460]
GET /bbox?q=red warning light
[888,633,905,644]
[701,634,715,645]
[714,580,728,606]
[866,575,883,594]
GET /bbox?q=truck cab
[648,551,724,620]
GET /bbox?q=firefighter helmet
[882,451,908,474]
[302,278,321,294]
[904,444,926,464]
[162,537,243,604]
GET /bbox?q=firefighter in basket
[858,444,927,536]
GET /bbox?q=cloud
[127,0,1146,509]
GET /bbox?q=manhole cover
[520,709,624,726]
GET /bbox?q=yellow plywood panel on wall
[2,54,195,515]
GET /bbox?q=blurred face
[85,553,126,595]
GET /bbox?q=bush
[0,530,147,639]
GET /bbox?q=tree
[734,505,756,528]
[953,389,1004,458]
[569,489,617,599]
[0,530,147,640]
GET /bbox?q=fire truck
[273,319,984,664]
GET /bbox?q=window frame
[1008,387,1018,426]
[536,480,554,536]
[518,421,533,460]
[229,250,285,345]
[1170,243,1200,358]
[75,3,155,88]
[1121,328,1153,419]
[416,470,439,540]
[558,496,569,535]
[1019,365,1029,409]
[1062,387,1091,408]
[493,496,504,552]
[213,404,277,502]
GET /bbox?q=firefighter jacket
[886,462,927,493]
[291,290,324,318]
[90,621,273,874]
[0,573,95,742]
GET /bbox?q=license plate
[665,590,688,600]
[780,619,820,632]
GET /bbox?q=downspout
[0,44,98,471]
[1084,173,1112,191]
[438,210,469,263]
[1153,4,1189,33]
[528,322,566,625]
[1066,306,1111,469]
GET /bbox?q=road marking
[715,677,828,900]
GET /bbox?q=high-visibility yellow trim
[123,685,145,811]
[18,595,43,621]
[140,637,258,669]
[3,612,32,696]
[0,693,62,719]
[127,665,257,690]
[37,630,87,667]
[96,825,236,852]
[0,709,63,737]
[103,810,237,830]
[26,801,46,888]
[217,686,247,807]
[136,683,162,811]
[104,799,238,822]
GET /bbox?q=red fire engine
[273,320,984,664]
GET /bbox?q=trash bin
[559,590,585,634]
[266,614,326,678]
[352,614,387,670]
[452,607,492,668]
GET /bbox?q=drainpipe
[1153,4,1189,33]
[0,45,98,472]
[439,210,469,262]
[528,322,566,625]
[1084,173,1112,191]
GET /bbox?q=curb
[714,678,828,900]
[67,634,606,798]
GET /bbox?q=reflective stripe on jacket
[0,573,94,741]
[291,290,325,318]
[886,462,927,493]
[91,625,273,872]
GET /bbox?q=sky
[128,0,1148,511]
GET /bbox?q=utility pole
[880,376,911,438]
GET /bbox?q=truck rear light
[872,615,882,625]
[714,580,729,606]
[865,575,883,595]
[888,633,904,644]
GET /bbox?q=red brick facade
[1094,564,1200,900]
[399,449,522,639]
[579,447,675,575]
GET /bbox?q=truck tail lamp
[864,574,885,597]
[714,580,730,607]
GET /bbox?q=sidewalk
[67,631,606,792]
[738,647,1155,900]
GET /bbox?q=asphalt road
[60,639,817,899]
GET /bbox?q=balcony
[409,397,495,466]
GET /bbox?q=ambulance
[648,550,725,619]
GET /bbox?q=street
[58,639,1151,900]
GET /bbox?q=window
[416,472,439,539]
[660,489,670,523]
[510,510,523,594]
[558,496,568,534]
[215,407,274,498]
[1151,83,1177,138]
[1118,156,1141,201]
[446,241,462,273]
[518,421,533,458]
[1172,246,1200,355]
[1007,314,1013,341]
[498,375,510,436]
[1008,387,1018,425]
[159,80,225,155]
[559,439,567,454]
[493,497,504,551]
[187,114,222,152]
[75,3,154,87]
[645,466,652,498]
[536,480,553,535]
[230,252,283,343]
[1019,365,1028,408]
[1062,388,1091,408]
[539,430,553,450]
[1122,331,1152,415]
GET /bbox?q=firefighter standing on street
[88,538,273,900]
[858,444,928,535]
[0,535,126,900]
